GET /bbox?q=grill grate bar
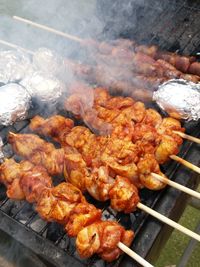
[0,197,8,208]
[24,211,38,226]
[12,202,28,218]
[54,233,67,246]
[149,5,186,48]
[39,223,49,235]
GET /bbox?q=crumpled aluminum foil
[20,71,64,104]
[32,48,67,79]
[0,83,31,126]
[153,79,200,121]
[0,50,32,84]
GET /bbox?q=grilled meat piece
[76,221,134,262]
[188,61,200,77]
[137,154,167,190]
[65,202,102,237]
[109,176,140,213]
[37,182,85,224]
[30,115,74,143]
[0,158,52,201]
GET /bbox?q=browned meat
[188,61,200,76]
[76,221,134,262]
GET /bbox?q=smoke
[0,0,104,55]
[0,0,167,128]
[0,230,47,267]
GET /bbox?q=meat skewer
[173,131,200,145]
[64,87,200,175]
[6,134,200,242]
[170,155,200,175]
[13,15,200,82]
[0,39,34,55]
[13,16,83,43]
[28,115,200,200]
[0,158,148,265]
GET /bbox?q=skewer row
[0,39,199,195]
[0,39,199,199]
[7,126,200,243]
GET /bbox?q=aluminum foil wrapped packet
[0,50,32,84]
[20,71,64,105]
[153,79,200,121]
[32,48,68,80]
[0,83,31,126]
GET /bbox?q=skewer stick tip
[13,15,84,44]
[151,172,200,199]
[8,132,17,137]
[137,202,200,242]
[170,155,200,175]
[173,131,200,145]
[117,242,154,267]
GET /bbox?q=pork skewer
[28,115,200,200]
[6,134,200,242]
[13,15,200,79]
[0,158,148,265]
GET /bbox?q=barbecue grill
[0,0,200,266]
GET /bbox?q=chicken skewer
[13,15,200,80]
[65,87,200,175]
[7,132,200,242]
[173,131,200,145]
[29,115,200,199]
[0,39,200,145]
[0,158,151,265]
[170,155,200,175]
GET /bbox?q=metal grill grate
[0,116,159,267]
[0,106,199,267]
[100,0,200,54]
[0,1,200,266]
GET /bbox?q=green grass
[155,202,200,267]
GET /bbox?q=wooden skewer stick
[13,16,84,44]
[137,202,200,242]
[117,242,154,267]
[0,39,34,55]
[170,155,200,175]
[173,131,200,145]
[151,173,200,199]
